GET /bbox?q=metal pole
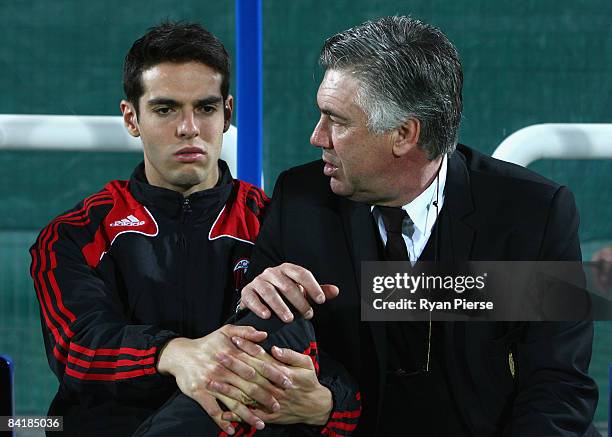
[236,0,263,187]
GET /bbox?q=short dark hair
[320,16,463,159]
[123,21,230,113]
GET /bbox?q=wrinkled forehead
[317,69,362,104]
[317,69,373,124]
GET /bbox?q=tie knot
[377,206,407,234]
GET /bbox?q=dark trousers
[133,311,318,437]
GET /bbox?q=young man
[30,22,358,436]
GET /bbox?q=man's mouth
[174,146,206,163]
[323,161,339,176]
[322,156,339,176]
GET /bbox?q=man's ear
[120,100,140,137]
[223,95,234,133]
[392,118,420,157]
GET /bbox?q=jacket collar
[436,145,476,262]
[445,145,475,224]
[128,160,234,220]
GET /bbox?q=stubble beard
[171,167,207,190]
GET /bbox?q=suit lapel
[339,198,380,269]
[438,149,476,262]
[441,149,479,433]
[339,197,387,426]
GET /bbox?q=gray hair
[319,16,463,159]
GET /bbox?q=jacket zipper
[179,198,192,249]
[178,197,192,334]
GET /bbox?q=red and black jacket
[30,161,268,432]
[30,160,361,436]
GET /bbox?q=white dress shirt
[371,154,447,264]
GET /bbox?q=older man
[240,16,599,436]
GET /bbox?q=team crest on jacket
[233,258,250,291]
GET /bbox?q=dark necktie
[377,206,411,261]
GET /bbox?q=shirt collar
[404,154,447,235]
[370,153,447,235]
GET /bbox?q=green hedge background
[0,0,609,430]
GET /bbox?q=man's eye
[154,107,173,115]
[323,113,343,126]
[198,106,216,114]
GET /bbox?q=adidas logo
[110,214,145,227]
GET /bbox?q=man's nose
[310,117,331,149]
[176,110,200,139]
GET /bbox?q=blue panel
[236,0,263,187]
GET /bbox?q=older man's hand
[156,325,287,435]
[214,337,333,426]
[240,263,339,322]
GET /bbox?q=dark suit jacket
[247,145,598,436]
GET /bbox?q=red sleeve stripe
[52,345,67,365]
[36,191,112,320]
[33,194,113,345]
[302,341,320,375]
[245,183,263,200]
[239,181,269,210]
[226,424,256,437]
[34,192,112,312]
[65,366,156,381]
[30,191,111,279]
[46,196,114,270]
[68,355,155,369]
[331,410,361,419]
[33,190,160,380]
[254,185,270,202]
[246,187,268,208]
[320,429,351,436]
[322,400,362,435]
[326,421,358,431]
[69,343,156,357]
[33,204,113,363]
[32,192,114,360]
[246,190,269,212]
[32,265,69,357]
[218,422,242,437]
